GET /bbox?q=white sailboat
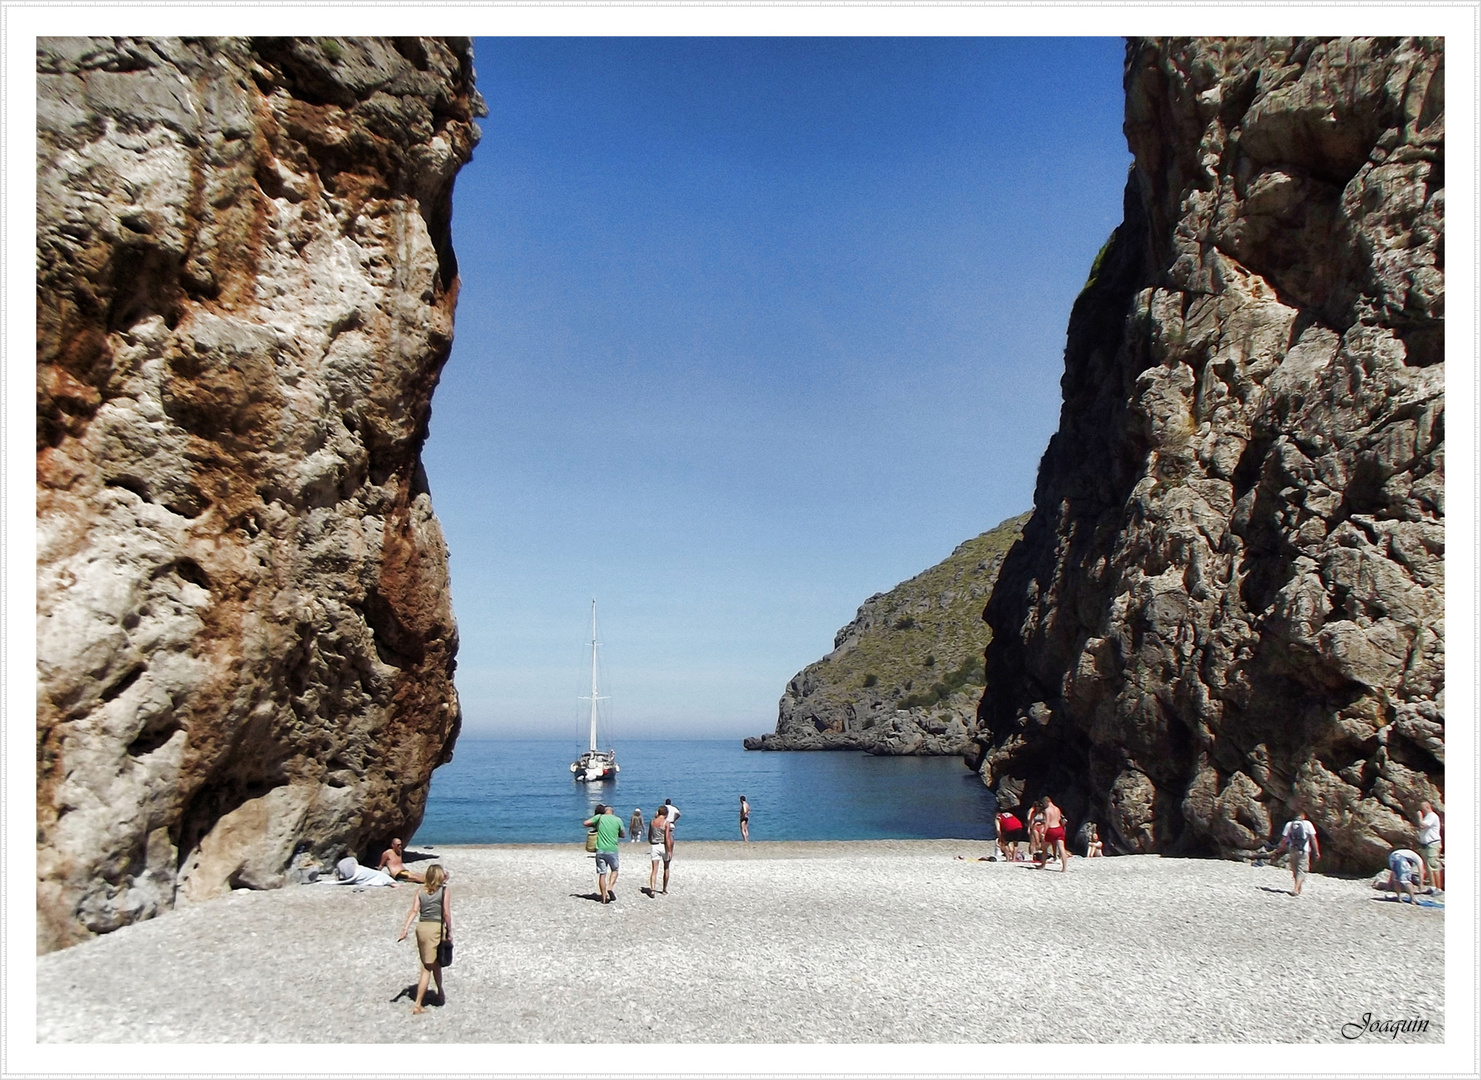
[570,599,619,783]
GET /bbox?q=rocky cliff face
[37,37,482,952]
[977,38,1443,872]
[746,515,1026,754]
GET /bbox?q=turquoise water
[412,739,998,844]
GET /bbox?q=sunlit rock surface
[976,37,1443,872]
[37,37,483,951]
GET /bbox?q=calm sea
[412,739,999,845]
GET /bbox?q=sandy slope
[36,841,1442,1044]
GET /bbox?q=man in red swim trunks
[1037,797,1069,872]
[996,810,1028,861]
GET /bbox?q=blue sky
[423,37,1131,740]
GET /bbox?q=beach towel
[325,857,396,887]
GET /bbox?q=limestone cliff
[977,38,1443,872]
[746,515,1027,754]
[36,37,482,952]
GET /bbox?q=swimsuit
[1044,825,1066,845]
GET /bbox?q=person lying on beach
[647,807,671,896]
[1037,797,1068,872]
[397,864,452,1014]
[583,804,625,903]
[330,856,397,887]
[377,838,424,883]
[996,811,1027,862]
[1386,848,1425,904]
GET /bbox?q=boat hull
[571,751,619,783]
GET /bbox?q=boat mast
[588,599,600,753]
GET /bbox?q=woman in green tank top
[397,863,452,1014]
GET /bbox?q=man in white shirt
[1272,811,1320,896]
[1417,800,1443,891]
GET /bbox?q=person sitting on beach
[1417,800,1442,892]
[1037,797,1069,872]
[1085,823,1104,858]
[377,837,424,883]
[996,810,1027,862]
[647,806,671,896]
[1387,847,1426,905]
[739,795,751,842]
[1271,810,1320,896]
[629,807,645,843]
[331,856,397,887]
[396,863,452,1014]
[583,803,625,903]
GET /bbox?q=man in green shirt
[582,804,626,903]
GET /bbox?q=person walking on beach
[1387,847,1426,904]
[583,804,625,903]
[396,863,451,1015]
[378,837,424,883]
[629,807,645,843]
[664,799,681,830]
[996,810,1027,862]
[1417,800,1442,891]
[1037,797,1069,872]
[739,795,751,841]
[647,806,671,896]
[1272,810,1320,895]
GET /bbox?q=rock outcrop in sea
[975,38,1443,872]
[36,37,482,952]
[746,515,1027,755]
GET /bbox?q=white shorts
[650,843,667,864]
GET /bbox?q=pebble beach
[36,840,1443,1045]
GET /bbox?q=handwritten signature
[1341,1013,1432,1040]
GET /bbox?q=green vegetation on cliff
[746,512,1029,753]
[822,513,1028,711]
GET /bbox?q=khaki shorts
[1291,849,1310,881]
[1421,842,1441,871]
[415,920,442,966]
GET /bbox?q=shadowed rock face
[977,38,1443,872]
[36,37,483,952]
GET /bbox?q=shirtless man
[646,806,671,896]
[1037,797,1069,872]
[377,837,424,884]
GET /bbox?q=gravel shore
[36,840,1443,1044]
